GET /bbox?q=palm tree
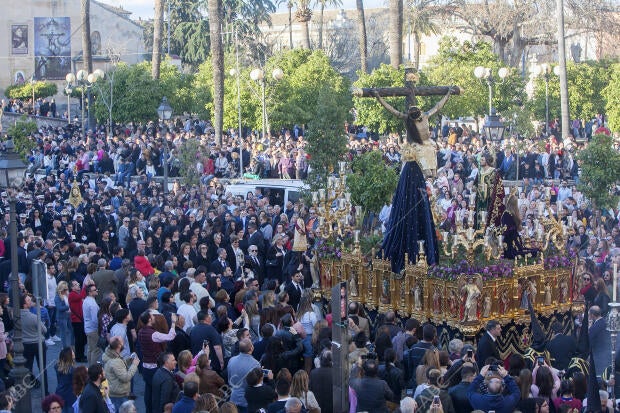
[406,0,438,70]
[81,0,93,72]
[152,0,164,79]
[208,0,224,146]
[296,0,313,49]
[356,0,368,73]
[315,0,343,50]
[288,1,294,48]
[388,0,403,68]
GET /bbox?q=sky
[105,0,386,20]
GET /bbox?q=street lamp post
[157,97,173,194]
[230,23,243,179]
[607,302,620,402]
[474,66,510,116]
[30,77,36,116]
[0,140,29,413]
[67,70,103,136]
[534,64,561,137]
[250,67,283,147]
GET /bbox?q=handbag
[265,258,278,267]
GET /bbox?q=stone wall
[0,112,67,133]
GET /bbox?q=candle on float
[354,230,360,243]
[481,211,487,223]
[312,192,318,204]
[442,231,449,242]
[538,202,545,216]
[339,161,346,174]
[319,189,326,200]
[345,192,351,202]
[614,263,618,302]
[319,216,325,227]
[467,227,474,240]
[545,187,550,198]
[453,234,459,246]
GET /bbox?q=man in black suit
[284,269,304,311]
[310,350,334,412]
[247,222,265,257]
[151,352,180,413]
[476,319,502,366]
[245,245,264,284]
[209,247,229,275]
[546,321,576,371]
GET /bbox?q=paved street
[27,342,146,411]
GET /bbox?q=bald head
[239,338,253,354]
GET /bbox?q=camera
[489,364,499,371]
[537,356,545,366]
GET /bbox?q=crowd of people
[0,113,615,413]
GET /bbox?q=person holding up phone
[467,364,521,413]
[413,368,455,413]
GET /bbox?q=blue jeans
[110,396,126,412]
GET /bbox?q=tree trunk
[318,3,325,50]
[301,20,311,49]
[152,0,164,79]
[208,0,224,146]
[413,31,421,70]
[556,0,570,139]
[356,0,368,73]
[81,0,92,72]
[388,0,403,68]
[288,2,294,49]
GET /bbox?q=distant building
[1,0,145,95]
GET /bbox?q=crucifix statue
[353,73,461,272]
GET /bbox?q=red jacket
[68,289,86,323]
[134,255,155,276]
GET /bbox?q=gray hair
[118,400,136,413]
[128,285,140,299]
[164,260,174,271]
[400,397,416,413]
[448,338,464,354]
[285,398,302,412]
[600,389,609,401]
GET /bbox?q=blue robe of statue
[382,161,439,273]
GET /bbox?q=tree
[424,37,525,119]
[603,63,620,132]
[268,50,352,130]
[208,0,225,146]
[177,139,206,186]
[81,0,93,72]
[7,117,37,158]
[355,0,368,73]
[388,0,403,68]
[152,0,165,79]
[295,0,312,49]
[315,0,342,50]
[346,151,399,214]
[5,81,57,101]
[405,0,441,70]
[305,83,350,189]
[576,134,620,209]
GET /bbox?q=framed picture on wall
[11,25,28,55]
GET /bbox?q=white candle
[442,231,449,242]
[345,192,351,202]
[453,234,459,246]
[312,192,318,204]
[467,228,473,240]
[498,235,503,247]
[481,211,487,223]
[354,230,360,243]
[538,203,545,216]
[319,189,326,200]
[614,263,618,302]
[545,187,550,198]
[319,216,325,226]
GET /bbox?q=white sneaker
[45,338,55,346]
[52,335,61,342]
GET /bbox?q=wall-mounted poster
[11,25,28,55]
[34,17,71,80]
[14,71,26,85]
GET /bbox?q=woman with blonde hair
[415,349,441,388]
[191,393,218,413]
[55,281,73,348]
[176,350,194,383]
[259,290,279,327]
[290,370,321,412]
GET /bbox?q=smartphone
[405,389,413,397]
[129,352,137,359]
[467,349,473,358]
[489,364,498,371]
[433,395,440,405]
[262,369,270,378]
[537,356,544,366]
[203,339,210,348]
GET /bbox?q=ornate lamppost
[250,67,283,146]
[157,97,173,194]
[533,64,561,137]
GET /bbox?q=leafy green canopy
[424,38,525,119]
[5,81,57,100]
[603,63,620,132]
[7,116,37,158]
[530,61,611,123]
[346,150,399,213]
[576,134,620,209]
[91,60,195,124]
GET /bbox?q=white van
[224,179,308,207]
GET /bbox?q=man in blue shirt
[227,339,262,413]
[82,283,101,365]
[172,380,198,413]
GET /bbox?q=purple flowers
[429,259,514,281]
[544,254,573,269]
